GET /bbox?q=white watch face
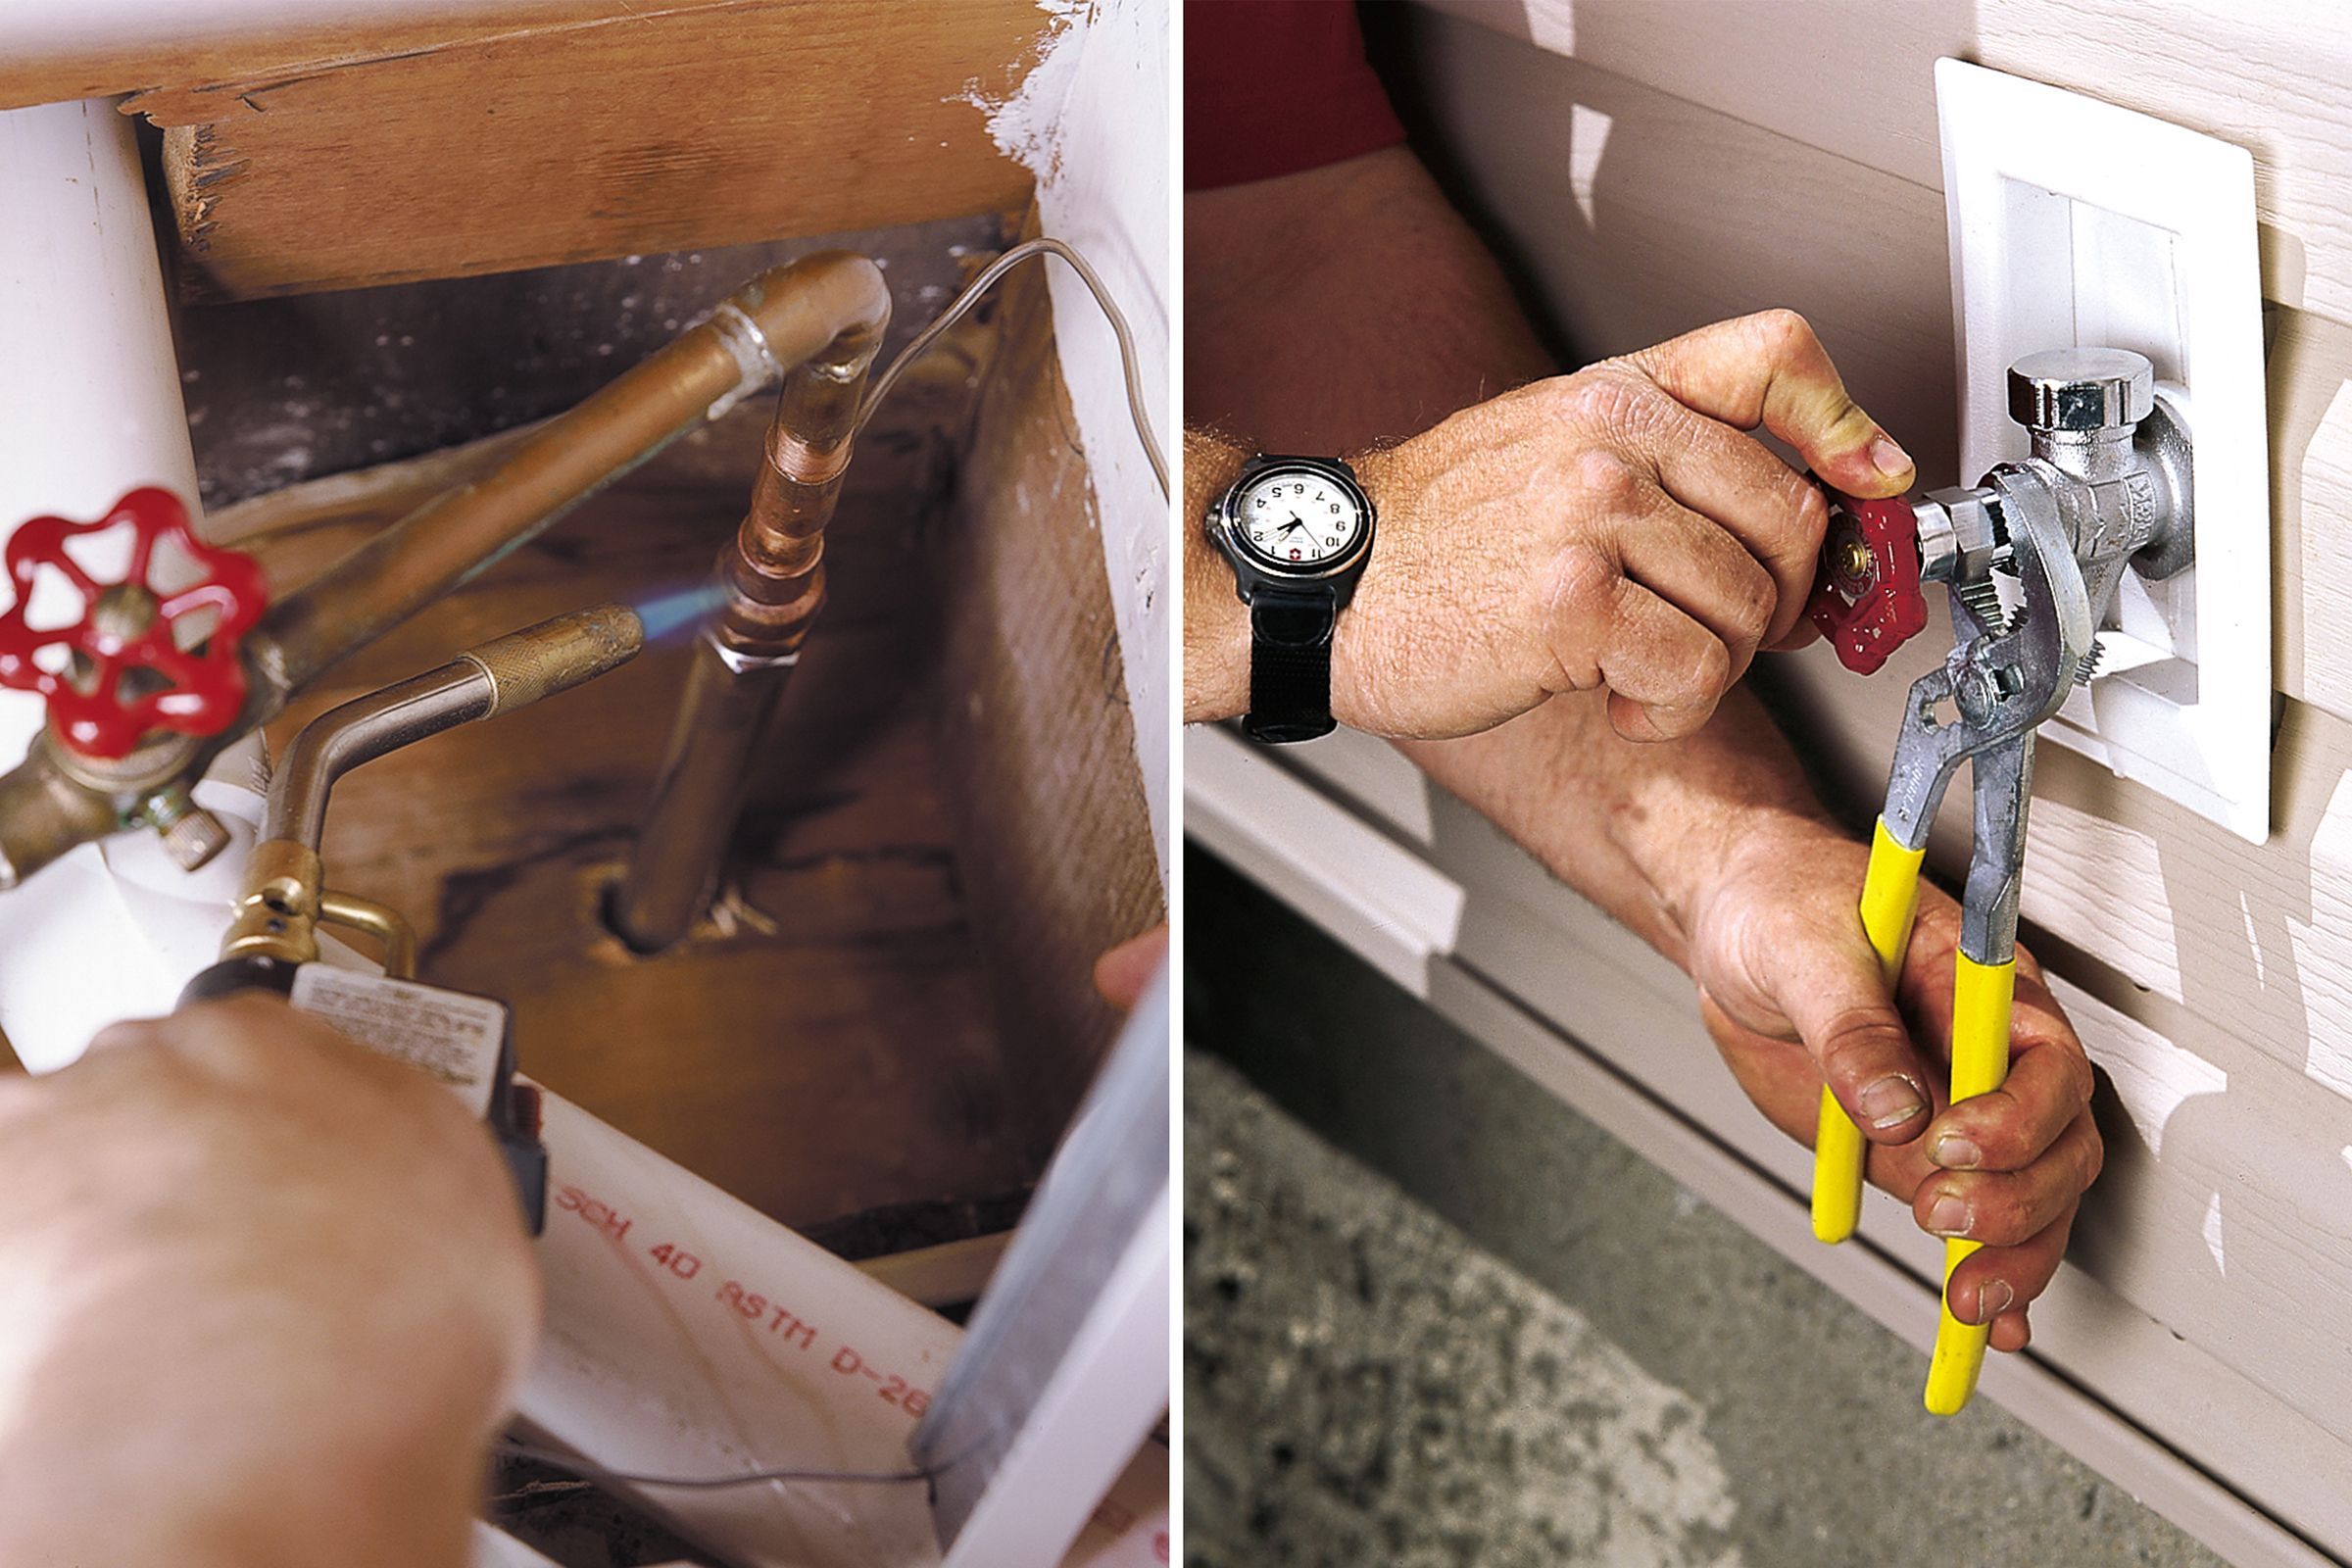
[1235,468,1365,567]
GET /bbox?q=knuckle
[1992,1194,2042,1245]
[1983,1115,2035,1171]
[88,1018,160,1054]
[2066,1048,2099,1109]
[1549,540,1623,617]
[1974,1197,2022,1244]
[1679,635,1734,704]
[1571,445,1644,509]
[1727,567,1776,647]
[1810,1008,1904,1076]
[2078,1123,2106,1191]
[174,998,282,1061]
[1749,307,1818,359]
[1638,703,1703,741]
[1789,481,1832,554]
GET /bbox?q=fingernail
[1926,1194,1971,1238]
[1975,1279,2014,1324]
[1857,1075,1926,1130]
[1933,1133,1983,1170]
[1870,433,1912,478]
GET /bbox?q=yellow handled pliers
[1809,469,2101,1416]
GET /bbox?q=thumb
[1774,933,1938,1147]
[1624,309,1914,500]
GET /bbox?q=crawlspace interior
[180,205,1161,1260]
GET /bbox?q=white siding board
[1420,0,2352,325]
[2273,305,2352,715]
[1397,20,1963,483]
[1416,0,1961,187]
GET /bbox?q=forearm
[1397,687,1837,969]
[1188,147,1552,452]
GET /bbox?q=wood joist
[4,1,1053,300]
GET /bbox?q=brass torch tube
[222,606,643,965]
[318,890,418,978]
[260,251,891,695]
[609,310,885,953]
[265,604,646,851]
[262,664,496,852]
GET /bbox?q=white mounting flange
[1936,58,2272,843]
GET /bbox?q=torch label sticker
[290,965,507,1118]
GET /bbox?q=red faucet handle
[1806,490,1927,675]
[0,487,269,760]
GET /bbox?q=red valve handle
[1806,490,1927,675]
[0,487,268,760]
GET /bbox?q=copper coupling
[711,306,888,664]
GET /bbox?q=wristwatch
[1207,454,1376,743]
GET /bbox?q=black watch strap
[1246,588,1338,743]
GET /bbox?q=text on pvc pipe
[553,1183,932,1419]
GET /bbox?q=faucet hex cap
[2007,348,2155,432]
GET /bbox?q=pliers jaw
[1884,459,2104,964]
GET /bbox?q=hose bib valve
[0,487,268,760]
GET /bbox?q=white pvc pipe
[471,1522,564,1568]
[0,98,200,533]
[521,1089,1168,1567]
[0,97,268,1066]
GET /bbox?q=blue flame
[632,581,728,642]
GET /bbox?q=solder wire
[494,1437,934,1492]
[852,236,1169,501]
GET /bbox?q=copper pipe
[608,300,885,953]
[714,312,887,662]
[605,635,789,953]
[0,252,889,893]
[266,252,890,693]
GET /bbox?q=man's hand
[1095,923,1170,1012]
[0,995,542,1568]
[1686,819,2102,1348]
[1328,310,1911,742]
